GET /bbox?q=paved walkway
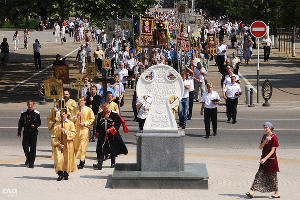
[0,145,299,200]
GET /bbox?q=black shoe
[78,160,85,169]
[57,171,64,181]
[232,120,237,124]
[28,164,34,168]
[91,139,95,142]
[227,119,231,123]
[111,157,116,168]
[93,163,102,170]
[204,136,209,139]
[187,117,191,120]
[25,159,29,167]
[213,132,217,136]
[63,171,69,180]
[182,126,186,129]
[93,160,103,170]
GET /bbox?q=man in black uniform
[18,100,41,168]
[86,85,101,142]
[93,102,128,170]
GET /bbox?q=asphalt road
[0,100,299,151]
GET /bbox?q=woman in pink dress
[246,122,280,199]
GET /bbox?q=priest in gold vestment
[63,90,77,122]
[47,101,61,160]
[74,96,95,169]
[51,109,77,181]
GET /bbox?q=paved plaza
[0,30,299,199]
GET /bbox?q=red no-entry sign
[250,21,267,38]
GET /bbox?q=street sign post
[250,21,267,103]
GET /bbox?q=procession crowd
[6,6,279,199]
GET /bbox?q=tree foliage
[0,0,155,27]
[196,0,300,27]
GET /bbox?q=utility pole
[292,25,296,57]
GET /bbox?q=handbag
[63,37,66,42]
[52,31,55,35]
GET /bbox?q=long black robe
[96,111,128,159]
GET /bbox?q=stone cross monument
[135,64,184,171]
[136,64,183,133]
[111,64,209,189]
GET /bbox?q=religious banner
[156,21,169,49]
[206,33,217,55]
[141,17,154,47]
[102,59,111,69]
[105,19,116,32]
[121,17,131,31]
[177,3,186,13]
[177,37,190,53]
[53,64,69,84]
[43,75,63,100]
[86,64,97,81]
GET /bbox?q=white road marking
[238,72,257,93]
[185,128,300,131]
[190,118,300,121]
[8,47,80,92]
[0,127,299,131]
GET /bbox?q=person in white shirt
[216,41,228,74]
[223,65,240,89]
[13,31,19,51]
[136,95,152,131]
[112,74,125,107]
[262,35,272,62]
[102,32,107,50]
[223,76,241,124]
[193,61,207,101]
[60,27,65,45]
[178,72,190,129]
[85,42,92,63]
[231,52,241,74]
[76,45,87,74]
[185,66,195,120]
[69,21,74,37]
[78,25,84,42]
[54,22,60,43]
[127,52,137,89]
[200,83,221,138]
[116,62,128,88]
[33,39,41,69]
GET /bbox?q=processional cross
[70,75,87,100]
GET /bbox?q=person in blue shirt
[98,82,117,104]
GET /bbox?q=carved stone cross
[136,64,183,133]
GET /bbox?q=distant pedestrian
[262,35,272,62]
[76,45,87,73]
[0,38,9,65]
[24,28,30,49]
[13,31,19,51]
[246,122,280,199]
[33,39,41,69]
